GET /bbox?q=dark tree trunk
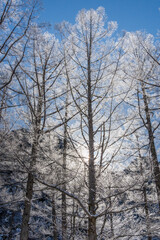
[88,217,96,240]
[141,82,160,210]
[20,138,38,240]
[109,187,114,238]
[87,20,97,240]
[71,200,76,240]
[143,185,152,240]
[62,188,67,240]
[52,192,59,240]
[62,88,68,240]
[140,161,152,240]
[20,172,34,240]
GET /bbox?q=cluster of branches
[0,2,160,240]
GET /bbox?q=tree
[58,7,130,240]
[13,28,63,240]
[123,32,160,210]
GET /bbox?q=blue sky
[40,0,160,36]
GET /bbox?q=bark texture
[141,82,160,209]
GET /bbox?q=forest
[0,0,160,239]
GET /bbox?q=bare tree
[123,32,160,210]
[13,28,63,240]
[57,7,129,240]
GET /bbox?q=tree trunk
[62,188,67,240]
[109,187,114,238]
[20,137,38,240]
[88,217,96,240]
[62,89,68,240]
[70,199,76,240]
[20,172,34,240]
[141,82,160,210]
[143,185,152,240]
[140,161,152,240]
[52,192,59,240]
[87,22,97,240]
